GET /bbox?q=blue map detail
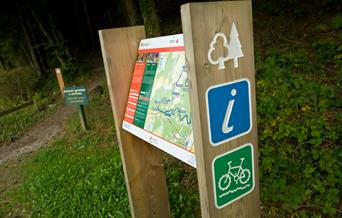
[152,97,192,126]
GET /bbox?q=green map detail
[134,63,158,128]
[144,52,194,152]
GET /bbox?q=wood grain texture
[181,2,260,217]
[99,26,170,218]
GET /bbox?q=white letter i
[222,89,237,134]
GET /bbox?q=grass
[0,103,55,145]
[0,90,201,217]
[165,157,200,218]
[22,140,130,217]
[0,92,131,217]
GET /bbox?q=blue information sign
[206,78,252,146]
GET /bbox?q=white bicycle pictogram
[218,158,251,191]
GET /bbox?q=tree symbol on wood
[207,22,244,70]
[207,33,230,70]
[227,22,244,68]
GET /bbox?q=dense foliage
[256,34,341,216]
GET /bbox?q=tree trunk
[16,70,24,101]
[73,0,87,49]
[120,0,141,26]
[0,58,4,71]
[27,3,66,66]
[138,0,160,37]
[82,0,95,48]
[18,5,42,77]
[19,42,33,67]
[22,3,48,75]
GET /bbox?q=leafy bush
[256,47,341,216]
[331,14,342,30]
[311,40,339,65]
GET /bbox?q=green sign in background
[64,86,89,106]
[212,143,255,208]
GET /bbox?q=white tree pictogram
[207,33,230,70]
[227,22,244,68]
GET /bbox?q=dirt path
[0,66,105,165]
[0,105,73,165]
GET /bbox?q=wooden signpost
[57,68,89,131]
[55,68,65,96]
[99,26,171,218]
[181,1,259,216]
[99,1,259,217]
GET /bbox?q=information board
[64,86,89,106]
[122,34,196,167]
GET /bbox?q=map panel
[122,34,196,167]
[144,52,194,152]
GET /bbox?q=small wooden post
[181,1,260,217]
[55,68,65,97]
[78,105,88,130]
[99,26,171,218]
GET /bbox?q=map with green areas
[144,52,194,153]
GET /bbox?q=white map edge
[122,120,196,168]
[139,34,184,50]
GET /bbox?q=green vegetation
[165,158,200,217]
[1,47,341,216]
[0,53,90,147]
[256,17,341,216]
[0,67,38,110]
[257,51,341,216]
[22,141,130,217]
[1,91,201,217]
[0,104,54,145]
[1,93,129,217]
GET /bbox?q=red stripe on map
[138,46,184,53]
[124,62,146,123]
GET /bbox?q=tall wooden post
[99,26,171,218]
[55,68,65,97]
[181,1,260,217]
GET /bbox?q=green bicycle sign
[212,143,255,208]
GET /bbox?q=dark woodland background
[0,0,340,79]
